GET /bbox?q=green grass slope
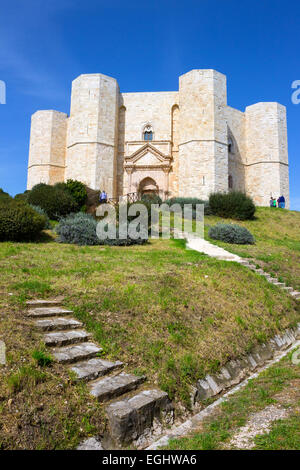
[0,207,299,449]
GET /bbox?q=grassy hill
[0,207,299,449]
[204,207,300,290]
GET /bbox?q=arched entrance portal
[138,177,159,197]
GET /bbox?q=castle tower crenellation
[26,69,290,208]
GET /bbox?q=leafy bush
[14,191,30,202]
[56,212,148,246]
[208,223,255,244]
[65,179,87,208]
[27,183,77,220]
[0,188,12,201]
[0,200,46,241]
[209,191,256,220]
[165,197,212,216]
[56,212,99,246]
[141,193,162,205]
[29,205,51,229]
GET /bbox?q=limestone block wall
[65,74,119,196]
[224,106,246,192]
[118,92,178,198]
[169,105,180,196]
[178,69,228,198]
[27,110,67,189]
[26,69,290,208]
[245,103,289,207]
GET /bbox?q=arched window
[144,130,153,141]
[228,175,233,189]
[143,124,153,141]
[228,137,234,153]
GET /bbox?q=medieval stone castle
[27,69,290,207]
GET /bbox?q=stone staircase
[26,299,174,448]
[184,234,300,301]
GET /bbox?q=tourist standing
[99,190,108,204]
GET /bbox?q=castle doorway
[138,177,159,197]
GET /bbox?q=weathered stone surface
[290,291,300,299]
[281,286,293,292]
[27,70,289,207]
[77,437,103,451]
[26,299,62,307]
[51,342,102,364]
[44,329,90,347]
[105,389,174,447]
[28,307,73,318]
[35,317,82,331]
[71,358,123,382]
[195,379,213,400]
[89,372,145,402]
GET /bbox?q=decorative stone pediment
[124,143,171,171]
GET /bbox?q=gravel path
[228,405,290,449]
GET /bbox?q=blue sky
[0,0,299,209]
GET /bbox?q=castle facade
[27,69,290,207]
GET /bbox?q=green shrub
[209,191,256,220]
[165,197,212,216]
[27,183,77,220]
[0,200,46,241]
[14,190,30,203]
[0,188,12,201]
[29,205,51,229]
[56,212,99,245]
[141,193,162,205]
[65,179,87,208]
[56,212,148,246]
[209,223,255,244]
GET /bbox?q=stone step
[44,329,91,347]
[26,299,63,308]
[273,282,285,287]
[105,389,174,447]
[89,372,146,402]
[70,358,123,382]
[282,286,293,292]
[51,342,102,364]
[77,437,103,450]
[290,291,300,300]
[253,268,265,274]
[28,307,73,318]
[266,277,278,283]
[35,317,83,331]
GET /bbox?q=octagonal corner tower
[65,73,119,196]
[178,69,228,199]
